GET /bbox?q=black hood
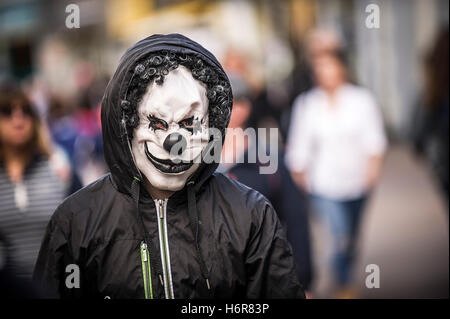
[101,33,233,196]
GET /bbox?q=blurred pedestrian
[65,71,108,186]
[285,49,387,297]
[410,28,449,202]
[0,84,67,281]
[219,75,313,292]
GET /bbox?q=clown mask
[131,65,210,192]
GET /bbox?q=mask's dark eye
[179,116,194,133]
[148,115,168,131]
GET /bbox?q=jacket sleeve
[245,199,306,298]
[32,205,78,298]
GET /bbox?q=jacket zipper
[140,241,153,299]
[155,199,174,299]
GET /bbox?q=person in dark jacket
[33,34,305,299]
[219,74,313,291]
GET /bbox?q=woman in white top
[286,50,387,296]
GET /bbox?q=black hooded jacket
[33,34,305,299]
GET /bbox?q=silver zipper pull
[159,199,164,219]
[142,242,148,262]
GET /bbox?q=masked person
[33,34,305,299]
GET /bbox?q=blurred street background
[0,0,448,298]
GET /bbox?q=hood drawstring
[187,181,211,294]
[130,177,164,291]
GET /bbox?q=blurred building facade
[0,0,448,140]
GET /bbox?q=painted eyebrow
[143,106,169,119]
[173,101,202,122]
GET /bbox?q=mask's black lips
[144,143,193,174]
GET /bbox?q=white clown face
[131,65,210,191]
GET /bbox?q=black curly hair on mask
[120,50,232,140]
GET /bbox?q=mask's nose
[163,132,187,155]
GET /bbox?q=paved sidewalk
[310,145,449,298]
